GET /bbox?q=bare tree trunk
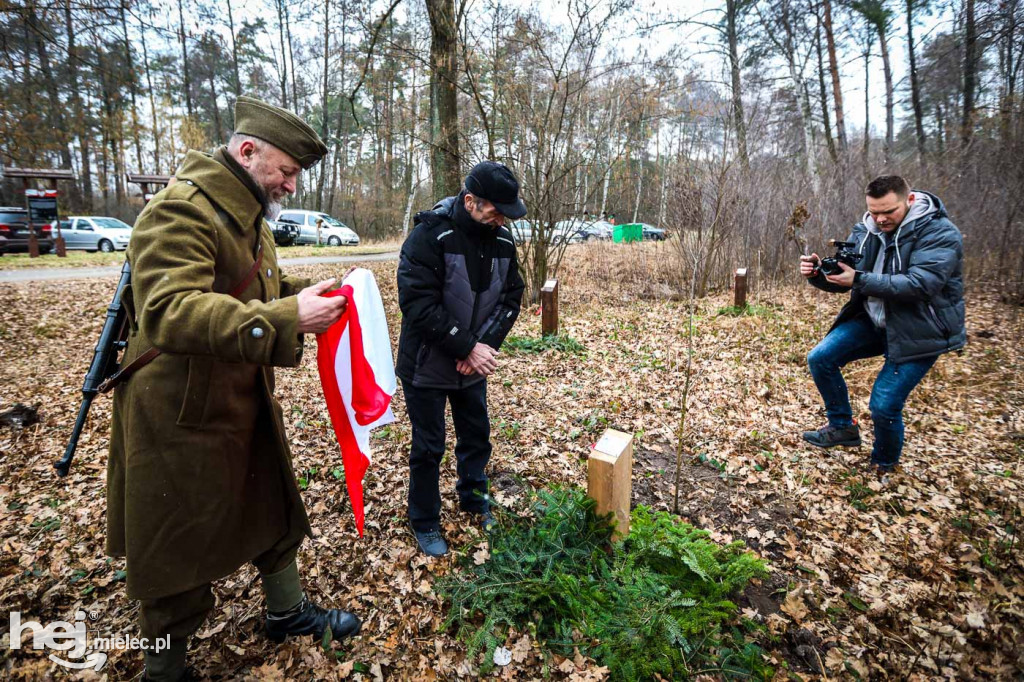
[863,28,871,166]
[822,0,847,151]
[275,0,289,107]
[141,6,161,172]
[426,0,461,196]
[961,0,978,147]
[316,0,330,211]
[66,0,93,207]
[815,11,838,164]
[226,0,242,97]
[906,0,927,158]
[178,0,194,118]
[120,0,144,170]
[286,3,298,111]
[726,0,749,168]
[879,26,894,161]
[632,161,643,224]
[207,65,223,143]
[778,0,815,178]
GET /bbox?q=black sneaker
[265,595,361,643]
[410,522,449,557]
[802,422,861,448]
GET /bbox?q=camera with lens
[818,240,863,276]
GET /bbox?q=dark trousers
[807,316,937,468]
[402,379,492,532]
[138,536,300,642]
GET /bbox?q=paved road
[0,251,400,283]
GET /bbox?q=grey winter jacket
[809,190,966,363]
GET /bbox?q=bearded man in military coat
[106,96,360,681]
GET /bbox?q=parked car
[276,209,360,246]
[0,234,7,255]
[510,219,534,242]
[551,219,587,245]
[640,223,667,241]
[0,207,54,254]
[268,219,299,247]
[60,216,133,252]
[578,220,614,241]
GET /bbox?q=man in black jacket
[800,175,965,480]
[397,162,527,556]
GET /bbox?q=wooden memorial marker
[734,267,748,309]
[541,278,558,336]
[3,168,76,258]
[587,429,633,540]
[127,173,173,203]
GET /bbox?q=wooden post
[50,179,66,257]
[734,267,748,309]
[587,429,633,540]
[23,179,39,258]
[541,278,558,337]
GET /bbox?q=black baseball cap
[464,161,527,219]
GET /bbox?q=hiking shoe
[410,522,449,557]
[265,595,361,643]
[802,422,861,448]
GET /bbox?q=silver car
[60,216,133,252]
[276,209,360,246]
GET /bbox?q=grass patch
[715,303,780,318]
[503,334,585,354]
[437,487,771,680]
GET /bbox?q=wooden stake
[588,429,633,540]
[734,267,748,309]
[541,278,559,337]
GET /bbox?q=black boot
[142,640,189,682]
[265,595,361,643]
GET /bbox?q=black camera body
[818,240,863,276]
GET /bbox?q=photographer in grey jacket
[799,175,965,479]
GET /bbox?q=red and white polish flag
[315,268,396,537]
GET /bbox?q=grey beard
[265,200,282,221]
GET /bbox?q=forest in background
[1,0,1022,300]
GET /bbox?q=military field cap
[233,96,328,169]
[465,161,527,219]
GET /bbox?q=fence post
[734,268,748,309]
[541,278,559,337]
[587,429,633,540]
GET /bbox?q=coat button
[251,327,265,339]
[266,268,273,277]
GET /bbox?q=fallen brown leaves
[0,251,1021,680]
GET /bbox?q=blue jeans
[807,316,937,468]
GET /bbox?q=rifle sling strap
[98,244,265,394]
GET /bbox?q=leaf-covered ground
[1,247,1021,680]
[0,242,398,270]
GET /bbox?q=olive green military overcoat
[106,150,313,600]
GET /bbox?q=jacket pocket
[176,356,213,428]
[926,303,950,339]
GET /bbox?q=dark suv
[0,207,54,254]
[268,219,299,247]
